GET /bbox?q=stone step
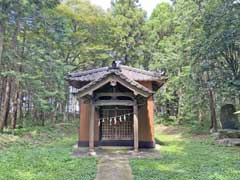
[213,129,240,139]
[216,138,240,146]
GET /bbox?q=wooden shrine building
[66,61,166,153]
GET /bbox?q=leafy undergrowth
[130,125,240,180]
[0,124,74,149]
[0,123,96,180]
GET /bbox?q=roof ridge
[66,64,164,82]
[119,65,162,77]
[69,66,109,77]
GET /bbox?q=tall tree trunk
[5,100,10,127]
[63,85,69,122]
[52,102,59,125]
[205,72,217,132]
[0,77,11,130]
[12,26,25,128]
[41,112,45,126]
[0,79,5,113]
[209,88,217,132]
[27,92,30,117]
[0,22,4,64]
[166,101,171,116]
[17,92,23,126]
[8,18,20,129]
[177,87,183,124]
[0,20,5,114]
[198,109,203,126]
[11,81,20,129]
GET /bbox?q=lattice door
[100,107,133,140]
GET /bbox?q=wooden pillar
[89,99,96,155]
[133,100,139,152]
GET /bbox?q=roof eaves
[114,71,155,94]
[73,72,111,95]
[73,71,154,97]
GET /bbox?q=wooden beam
[133,100,139,152]
[77,75,152,98]
[114,76,150,97]
[94,100,134,106]
[95,92,134,99]
[89,99,95,155]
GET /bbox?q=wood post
[133,100,139,152]
[89,98,95,155]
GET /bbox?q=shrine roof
[66,64,165,82]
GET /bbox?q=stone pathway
[71,146,161,180]
[95,156,133,180]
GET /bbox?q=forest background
[0,0,239,132]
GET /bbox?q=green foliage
[1,0,239,130]
[0,0,115,125]
[130,127,240,180]
[110,0,147,66]
[145,0,240,127]
[146,0,205,123]
[195,0,240,96]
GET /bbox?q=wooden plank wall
[79,100,99,142]
[79,100,89,141]
[138,81,155,142]
[79,81,155,144]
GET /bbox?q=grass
[1,123,240,180]
[130,125,240,180]
[0,124,97,180]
